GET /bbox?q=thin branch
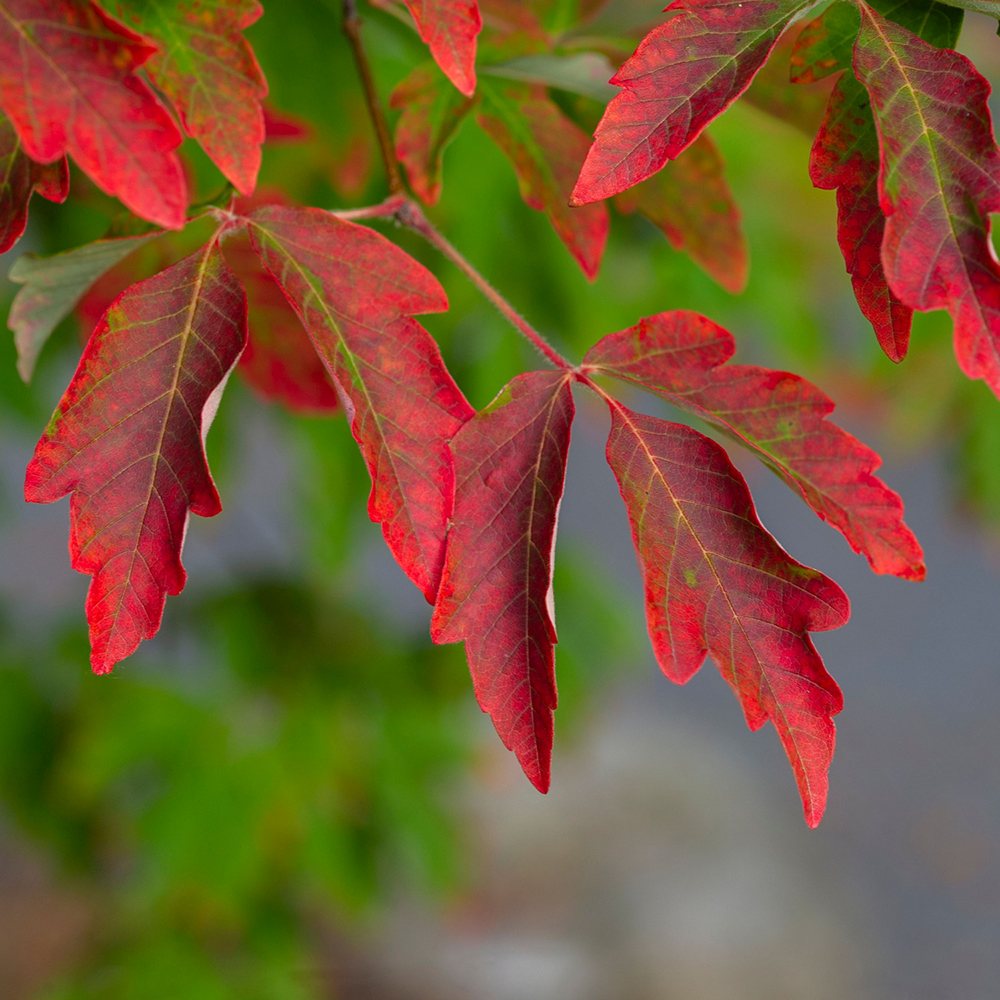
[342,0,403,195]
[333,195,407,221]
[396,200,574,371]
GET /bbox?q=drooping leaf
[854,3,1000,396]
[936,0,999,19]
[432,370,574,792]
[584,312,925,579]
[603,401,849,826]
[0,0,187,228]
[247,205,474,601]
[478,80,608,279]
[0,112,68,254]
[571,0,818,204]
[391,63,476,205]
[24,240,248,673]
[223,232,339,413]
[480,52,617,102]
[614,134,748,294]
[403,0,483,97]
[810,76,913,361]
[9,232,160,381]
[99,0,267,195]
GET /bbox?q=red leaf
[614,134,748,294]
[0,0,187,229]
[810,75,912,361]
[223,232,339,413]
[432,370,574,792]
[98,0,267,195]
[572,0,815,204]
[604,402,849,825]
[247,205,473,601]
[403,0,483,97]
[25,240,248,673]
[0,112,67,254]
[854,4,1000,394]
[478,82,608,278]
[391,63,475,205]
[584,312,925,579]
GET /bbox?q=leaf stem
[395,200,574,371]
[342,0,404,195]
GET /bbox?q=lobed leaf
[571,0,818,205]
[247,205,473,601]
[432,370,574,792]
[854,3,1000,396]
[403,0,483,97]
[9,232,160,381]
[604,402,849,825]
[25,240,248,673]
[478,81,608,279]
[0,0,187,228]
[584,312,925,579]
[614,134,748,294]
[99,0,267,195]
[0,112,67,255]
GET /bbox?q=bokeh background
[2,2,1000,997]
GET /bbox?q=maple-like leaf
[0,112,67,254]
[584,312,925,579]
[25,240,247,673]
[432,370,574,792]
[571,0,817,204]
[99,0,267,195]
[614,134,747,294]
[247,205,473,601]
[391,63,476,205]
[604,401,849,825]
[403,0,483,97]
[478,81,608,278]
[9,232,160,381]
[854,3,1000,395]
[0,0,187,229]
[223,232,339,413]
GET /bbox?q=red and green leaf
[246,205,473,601]
[584,312,925,579]
[24,239,247,673]
[614,134,748,294]
[99,0,267,195]
[478,80,608,279]
[403,0,483,97]
[854,3,1000,395]
[391,63,476,205]
[572,0,817,205]
[0,0,187,228]
[604,402,849,826]
[0,112,67,254]
[9,232,160,381]
[432,370,574,792]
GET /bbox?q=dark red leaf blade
[810,75,913,361]
[390,63,476,205]
[247,206,473,601]
[0,0,187,229]
[0,112,68,254]
[432,370,575,792]
[614,133,748,294]
[584,312,925,579]
[403,0,483,97]
[24,240,248,673]
[477,81,609,279]
[99,0,267,195]
[854,3,1000,395]
[571,0,816,205]
[604,401,849,826]
[223,232,338,413]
